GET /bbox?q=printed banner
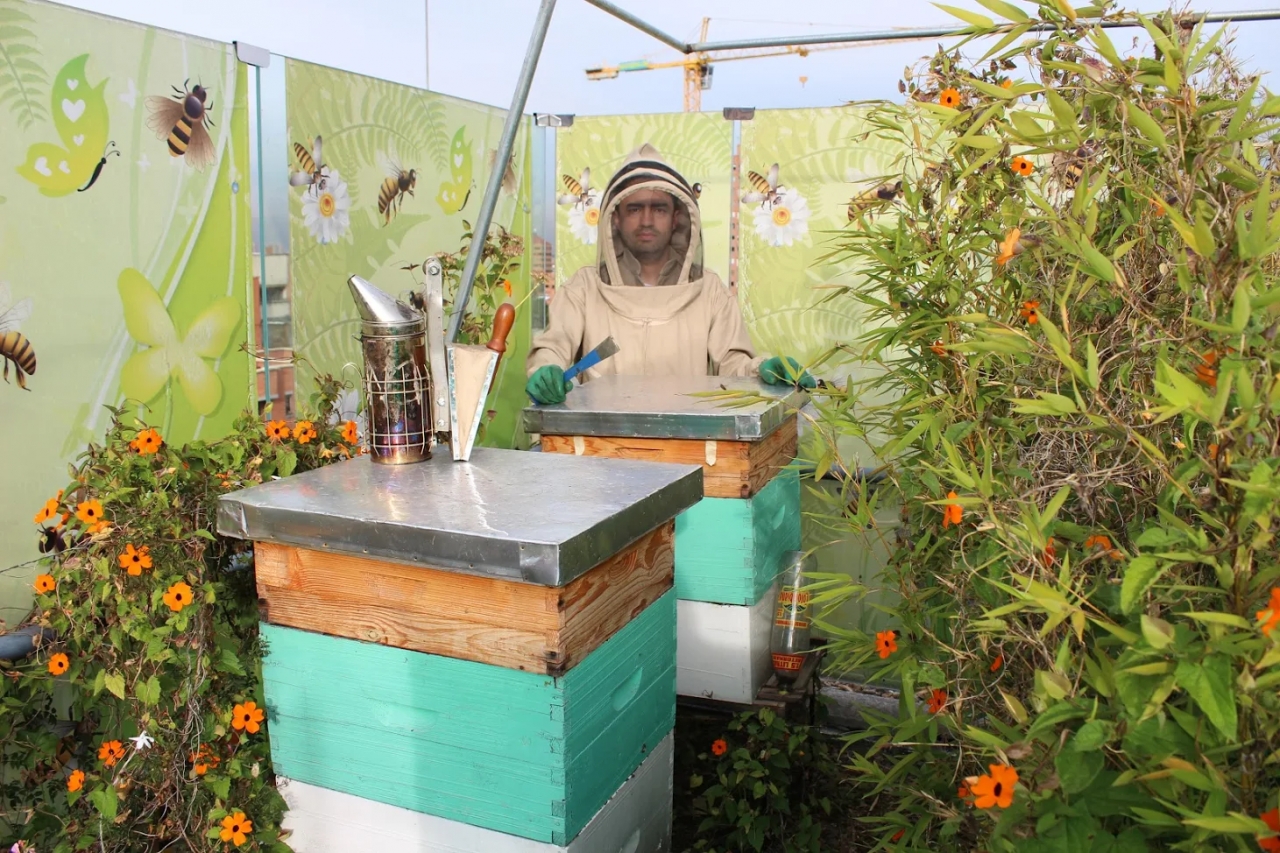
[0,0,251,619]
[737,106,902,379]
[284,59,532,450]
[553,112,732,289]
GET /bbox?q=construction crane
[584,18,865,111]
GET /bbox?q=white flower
[752,186,810,248]
[567,190,602,245]
[302,168,351,245]
[130,731,155,751]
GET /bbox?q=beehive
[525,376,806,704]
[217,449,702,850]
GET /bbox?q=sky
[50,0,1280,116]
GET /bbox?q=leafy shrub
[804,2,1280,849]
[1,377,356,851]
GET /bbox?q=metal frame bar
[581,0,689,52]
[449,0,558,343]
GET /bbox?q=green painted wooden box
[260,590,677,845]
[674,467,800,605]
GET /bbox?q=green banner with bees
[284,59,533,451]
[0,0,252,620]
[553,113,732,294]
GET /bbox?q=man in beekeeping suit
[525,143,813,405]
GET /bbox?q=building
[251,251,295,420]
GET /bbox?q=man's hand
[759,356,817,389]
[526,365,573,405]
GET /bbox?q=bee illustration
[0,282,35,391]
[741,163,781,208]
[289,135,327,192]
[847,180,903,223]
[378,155,417,226]
[78,141,120,193]
[145,80,216,171]
[557,168,593,207]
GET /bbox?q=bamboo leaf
[1227,77,1259,141]
[933,3,995,28]
[1086,337,1100,390]
[974,0,1030,22]
[1089,28,1124,67]
[1124,102,1169,150]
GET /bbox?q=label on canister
[772,653,805,672]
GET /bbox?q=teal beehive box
[217,449,702,849]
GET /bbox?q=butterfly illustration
[117,268,241,416]
[436,126,474,215]
[16,54,110,197]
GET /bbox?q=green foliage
[433,221,524,345]
[687,709,835,853]
[804,2,1280,849]
[0,376,359,851]
[0,0,49,131]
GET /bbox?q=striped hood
[595,143,704,289]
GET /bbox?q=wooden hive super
[525,376,807,705]
[217,448,702,850]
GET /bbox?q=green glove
[527,365,573,405]
[759,356,817,389]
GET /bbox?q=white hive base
[676,583,777,704]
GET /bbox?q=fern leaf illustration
[0,0,48,130]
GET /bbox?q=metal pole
[449,0,557,343]
[684,9,1280,53]
[581,0,689,52]
[424,0,430,90]
[254,65,271,409]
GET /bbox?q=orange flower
[34,574,55,594]
[876,630,898,659]
[1042,537,1057,567]
[294,420,317,444]
[996,228,1023,265]
[1010,156,1034,177]
[1084,534,1111,551]
[927,688,947,714]
[891,829,905,842]
[1000,78,1013,89]
[191,744,220,776]
[930,340,947,357]
[1019,300,1040,324]
[711,738,728,756]
[48,652,69,676]
[942,491,962,528]
[967,763,1018,809]
[938,87,961,107]
[502,279,513,297]
[76,499,104,526]
[1152,198,1166,217]
[1194,350,1219,389]
[163,581,194,613]
[990,652,1004,672]
[87,519,112,535]
[341,420,359,445]
[220,811,253,847]
[232,700,265,735]
[34,491,62,524]
[957,784,971,799]
[119,544,153,576]
[1208,443,1220,461]
[266,420,290,442]
[1259,808,1280,853]
[98,740,125,768]
[1258,588,1280,636]
[130,428,163,455]
[67,769,85,792]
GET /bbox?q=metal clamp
[423,257,451,442]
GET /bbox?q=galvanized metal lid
[521,375,807,441]
[348,274,424,337]
[216,448,702,587]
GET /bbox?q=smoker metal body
[348,275,433,464]
[522,375,807,441]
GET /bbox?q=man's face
[614,189,676,261]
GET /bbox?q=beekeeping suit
[526,144,764,385]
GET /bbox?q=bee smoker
[770,550,815,682]
[347,275,433,464]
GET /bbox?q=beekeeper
[525,144,814,405]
